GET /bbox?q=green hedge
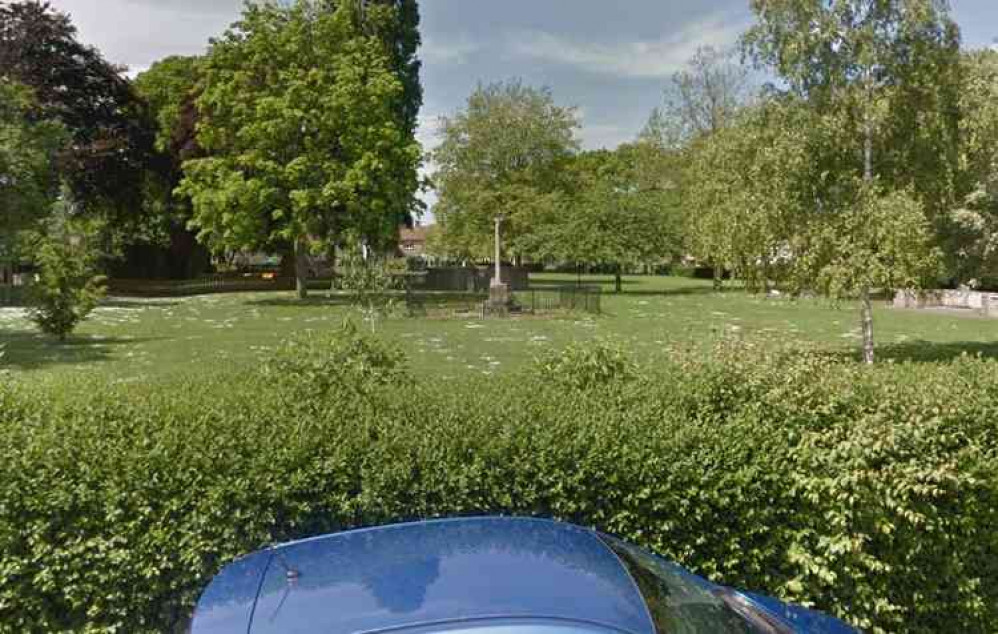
[1,337,997,633]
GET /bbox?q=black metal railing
[514,286,602,315]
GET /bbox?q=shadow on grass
[0,331,159,371]
[881,340,998,363]
[528,279,724,298]
[101,298,183,309]
[247,295,354,308]
[826,340,998,364]
[248,292,488,309]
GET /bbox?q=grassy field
[3,273,998,382]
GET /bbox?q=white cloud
[125,65,150,79]
[415,113,442,152]
[574,107,633,149]
[415,113,442,220]
[507,14,747,79]
[582,123,632,150]
[421,36,480,66]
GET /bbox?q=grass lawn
[3,274,998,382]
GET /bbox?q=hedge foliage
[1,331,997,633]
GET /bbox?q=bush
[532,339,639,391]
[262,321,412,399]
[334,254,406,331]
[0,342,997,632]
[26,206,106,341]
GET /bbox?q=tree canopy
[133,56,202,160]
[0,0,154,223]
[432,80,580,261]
[942,50,998,286]
[177,0,422,298]
[738,0,960,362]
[0,81,67,279]
[641,45,751,150]
[523,144,683,291]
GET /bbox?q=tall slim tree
[177,0,422,299]
[744,0,961,363]
[684,99,813,294]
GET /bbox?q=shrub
[26,203,106,341]
[261,320,411,400]
[0,344,996,632]
[532,339,639,391]
[334,253,406,332]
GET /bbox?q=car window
[599,536,768,634]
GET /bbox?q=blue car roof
[192,517,654,634]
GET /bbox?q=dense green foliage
[1,331,997,632]
[177,0,422,298]
[25,194,107,341]
[0,80,66,286]
[0,1,154,224]
[432,80,580,260]
[262,321,411,397]
[524,145,683,291]
[132,56,202,158]
[683,0,964,362]
[945,50,998,286]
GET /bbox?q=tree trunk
[294,236,309,300]
[859,74,876,364]
[328,244,338,293]
[0,260,10,305]
[860,288,875,365]
[712,262,723,292]
[614,265,623,294]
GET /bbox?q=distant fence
[0,285,25,306]
[108,275,296,297]
[101,275,601,317]
[515,286,602,315]
[421,267,530,293]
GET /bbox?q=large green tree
[0,81,66,299]
[685,99,814,293]
[432,80,580,262]
[743,0,960,363]
[525,145,682,292]
[177,0,422,299]
[688,96,939,353]
[0,1,154,227]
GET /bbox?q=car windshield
[598,536,770,634]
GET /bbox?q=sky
[44,0,998,216]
